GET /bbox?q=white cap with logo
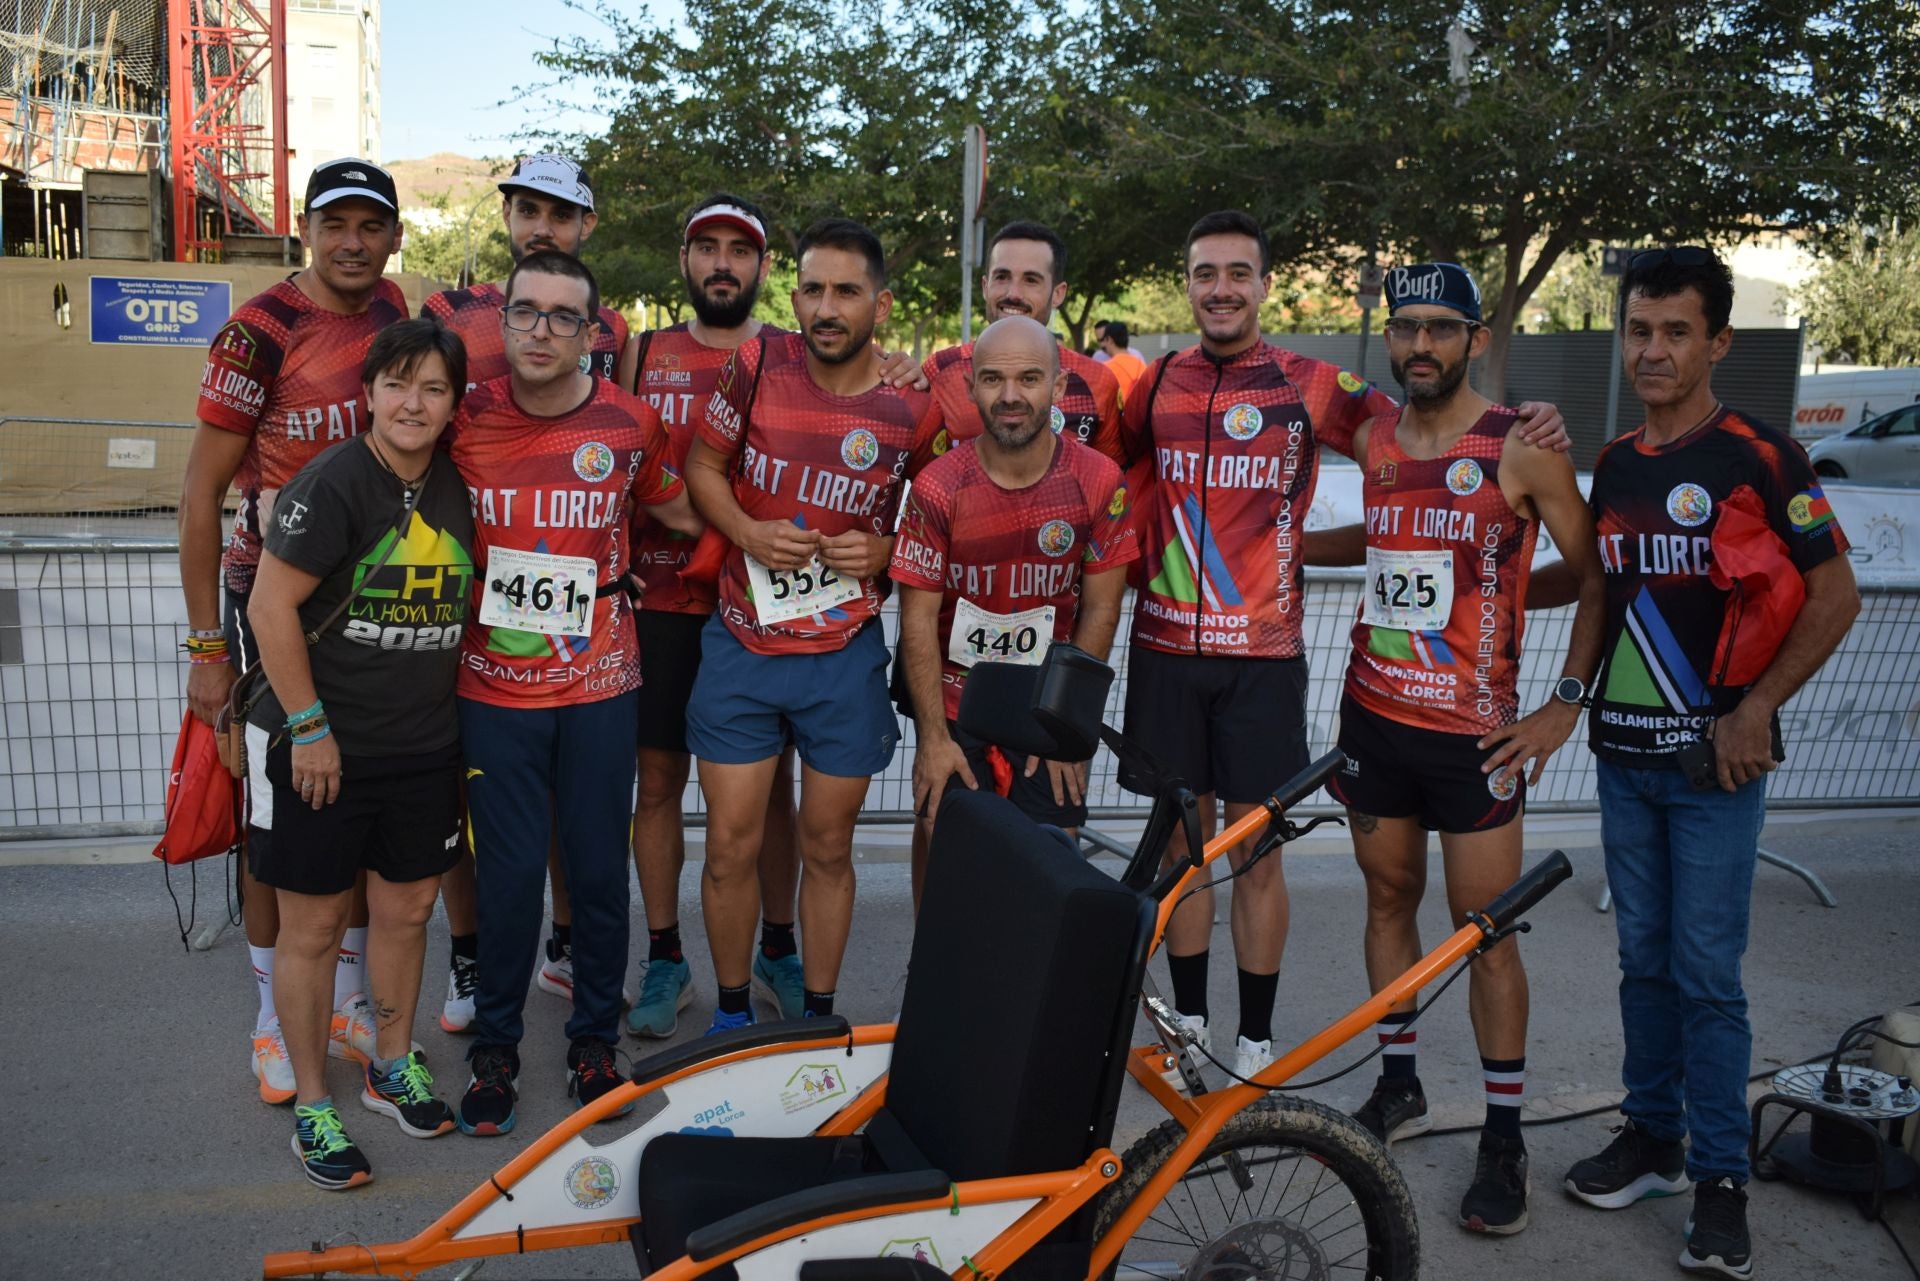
[498,153,595,212]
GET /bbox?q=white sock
[249,944,277,1028]
[334,927,368,1007]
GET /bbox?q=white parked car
[1806,403,1920,484]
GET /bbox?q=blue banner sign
[89,276,232,347]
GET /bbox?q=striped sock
[1376,1011,1417,1082]
[1482,1055,1525,1140]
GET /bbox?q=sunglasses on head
[1629,246,1716,270]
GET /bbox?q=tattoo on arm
[1349,809,1380,834]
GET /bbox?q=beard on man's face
[685,266,760,329]
[1393,352,1470,407]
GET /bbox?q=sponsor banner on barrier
[1315,464,1920,585]
[88,276,231,348]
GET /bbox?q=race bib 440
[948,598,1055,668]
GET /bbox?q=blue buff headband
[1385,262,1482,322]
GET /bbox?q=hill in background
[385,153,508,212]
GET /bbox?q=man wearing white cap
[421,153,632,1035]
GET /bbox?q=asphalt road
[2,816,1916,1280]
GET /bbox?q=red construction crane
[167,0,289,261]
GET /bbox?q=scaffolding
[167,0,286,261]
[0,0,287,261]
[1,0,167,255]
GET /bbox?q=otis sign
[90,276,230,348]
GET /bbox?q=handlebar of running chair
[1266,749,1349,816]
[1475,850,1574,934]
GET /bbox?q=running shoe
[292,1101,372,1191]
[329,993,377,1064]
[1460,1131,1530,1234]
[535,935,573,1000]
[440,953,479,1034]
[1679,1178,1753,1278]
[457,1044,520,1137]
[252,1023,296,1105]
[705,1007,754,1036]
[626,958,693,1039]
[362,1051,455,1138]
[1353,1074,1433,1145]
[1158,1012,1210,1092]
[567,1036,633,1117]
[751,951,806,1021]
[1232,1035,1274,1081]
[1563,1118,1689,1210]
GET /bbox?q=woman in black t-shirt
[246,319,476,1190]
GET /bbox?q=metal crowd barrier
[2,538,1917,839]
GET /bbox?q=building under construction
[1,0,290,262]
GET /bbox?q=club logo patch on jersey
[573,441,616,483]
[1666,482,1712,528]
[841,429,880,471]
[1222,403,1264,441]
[1049,406,1067,435]
[216,322,258,369]
[931,428,951,457]
[1377,461,1398,486]
[1488,771,1519,802]
[1038,519,1076,558]
[1446,458,1484,497]
[563,1156,618,1210]
[1338,370,1367,394]
[1108,486,1128,518]
[1788,486,1836,533]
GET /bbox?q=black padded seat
[634,789,1155,1278]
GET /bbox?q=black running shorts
[252,739,463,896]
[1325,693,1524,833]
[1119,646,1310,805]
[634,610,710,753]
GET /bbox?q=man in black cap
[420,152,632,1035]
[1308,260,1605,1236]
[178,156,411,1104]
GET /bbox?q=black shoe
[1679,1177,1753,1278]
[1460,1131,1530,1234]
[292,1100,373,1190]
[1563,1118,1690,1209]
[1353,1074,1432,1144]
[457,1044,520,1137]
[567,1036,633,1118]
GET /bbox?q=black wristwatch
[1553,675,1590,708]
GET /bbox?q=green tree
[1093,0,1920,397]
[396,192,513,290]
[1796,222,1920,366]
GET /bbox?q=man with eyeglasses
[1532,247,1857,1279]
[1305,262,1605,1236]
[1115,211,1572,1090]
[420,153,631,1036]
[448,250,703,1134]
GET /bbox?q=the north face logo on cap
[341,169,367,180]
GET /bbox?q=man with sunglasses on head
[1306,262,1605,1236]
[614,194,809,1037]
[449,251,703,1136]
[420,153,631,1035]
[1531,247,1857,1279]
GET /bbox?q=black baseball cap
[306,157,398,213]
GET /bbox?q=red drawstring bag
[1709,484,1807,687]
[676,525,728,609]
[153,710,240,865]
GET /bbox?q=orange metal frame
[263,799,1492,1280]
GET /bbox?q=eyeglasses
[1383,316,1478,342]
[1628,247,1716,270]
[501,304,589,338]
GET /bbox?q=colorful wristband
[290,721,332,746]
[285,701,324,727]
